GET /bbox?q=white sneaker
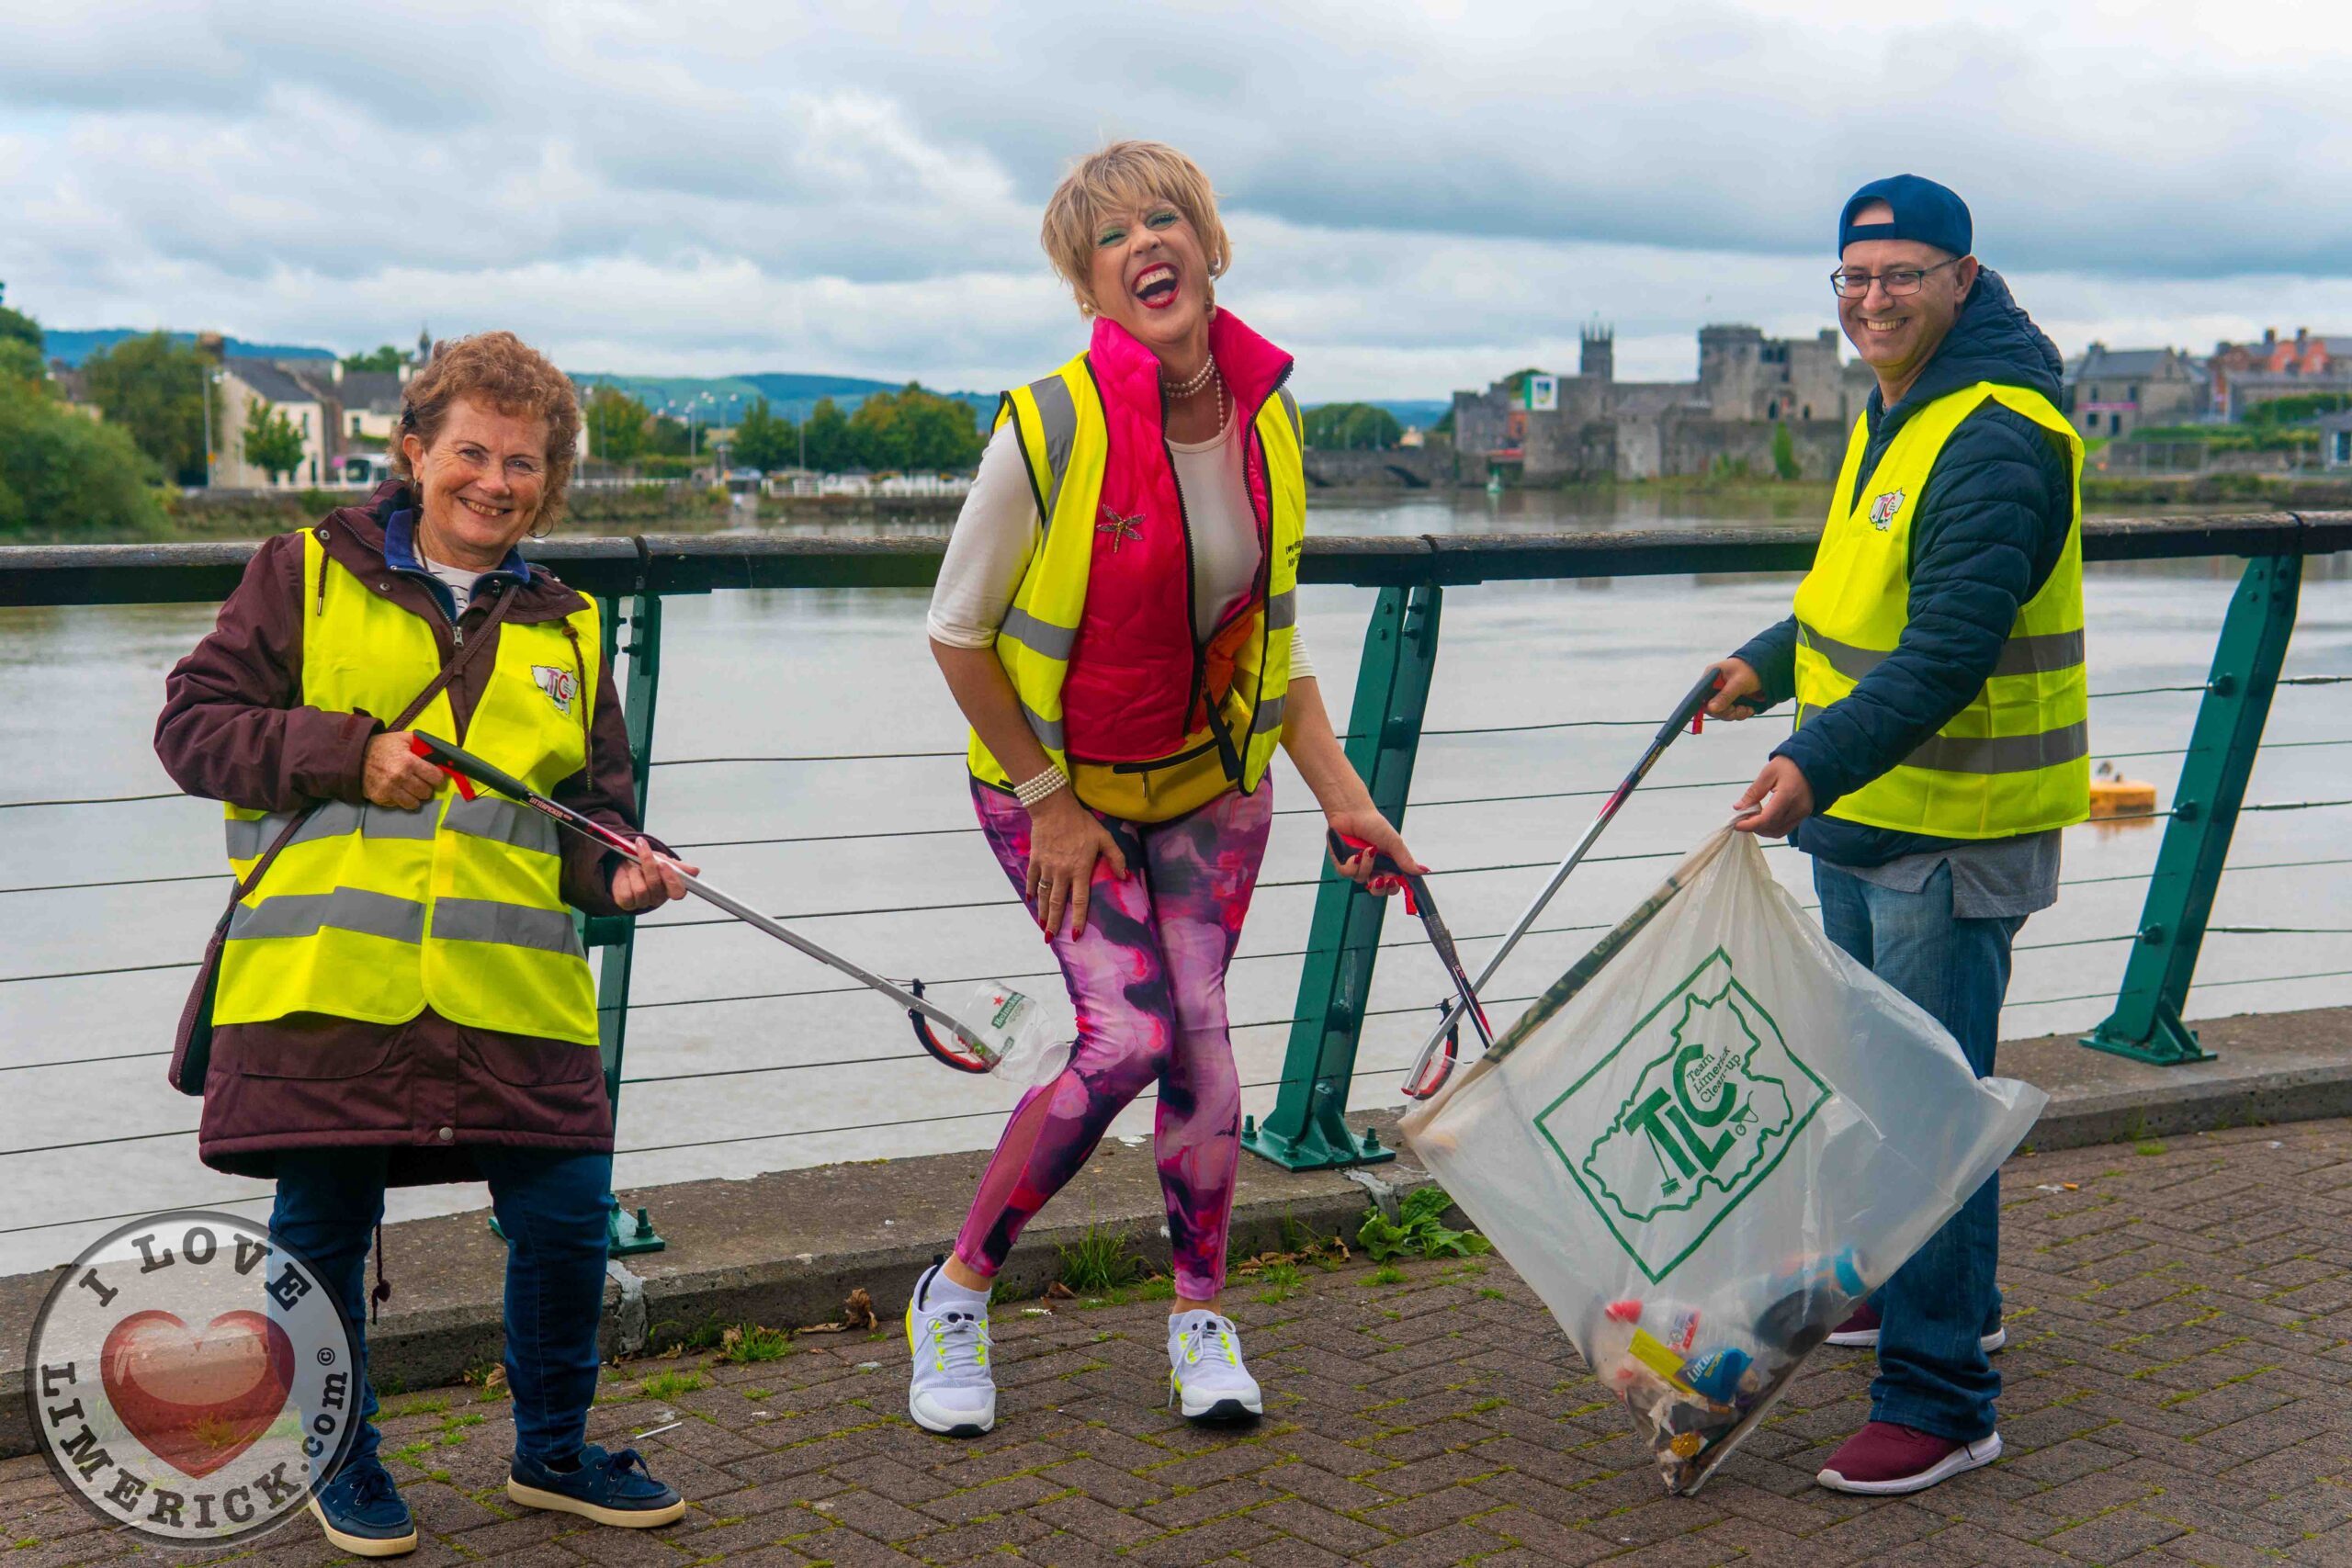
[905,1263,995,1438]
[1168,1312,1261,1422]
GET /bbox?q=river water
[4,490,2348,1275]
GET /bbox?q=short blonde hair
[1039,141,1231,317]
[394,331,582,532]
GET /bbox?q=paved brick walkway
[10,1119,2352,1568]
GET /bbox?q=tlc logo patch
[531,665,576,715]
[1867,490,1906,531]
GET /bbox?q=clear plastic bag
[1399,829,2044,1493]
[959,981,1075,1085]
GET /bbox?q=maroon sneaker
[1825,1302,1881,1347]
[1816,1421,2002,1495]
[1825,1302,2007,1353]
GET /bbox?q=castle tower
[1580,321,1614,384]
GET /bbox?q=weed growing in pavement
[1368,1265,1408,1286]
[2136,1139,2168,1156]
[1057,1217,1148,1292]
[1360,1187,1491,1262]
[718,1323,794,1363]
[641,1369,707,1401]
[1254,1263,1304,1305]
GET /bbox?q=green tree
[0,376,164,534]
[81,333,217,485]
[1302,402,1403,450]
[582,384,652,463]
[895,385,983,470]
[800,397,855,471]
[342,344,407,375]
[241,398,307,483]
[848,389,909,470]
[730,397,799,470]
[0,282,41,369]
[1770,421,1801,480]
[0,336,41,385]
[644,412,692,457]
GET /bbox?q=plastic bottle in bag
[962,982,1074,1085]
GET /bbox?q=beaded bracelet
[1014,764,1069,809]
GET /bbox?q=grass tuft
[641,1369,707,1401]
[1057,1218,1148,1292]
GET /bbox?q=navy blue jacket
[1732,268,2074,867]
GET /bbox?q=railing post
[2083,552,2302,1066]
[593,590,664,1253]
[1243,581,1442,1170]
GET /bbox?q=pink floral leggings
[953,778,1272,1301]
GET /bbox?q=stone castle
[1452,323,1876,481]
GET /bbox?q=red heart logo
[100,1310,297,1479]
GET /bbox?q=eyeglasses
[1829,257,1961,299]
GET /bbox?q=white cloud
[5,0,2350,400]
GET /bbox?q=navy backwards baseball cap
[1838,175,1972,259]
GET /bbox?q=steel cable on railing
[0,1191,276,1239]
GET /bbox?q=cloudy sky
[6,1,2348,400]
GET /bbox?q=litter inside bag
[1399,829,2044,1494]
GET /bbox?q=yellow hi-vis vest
[1792,380,2089,838]
[967,354,1305,822]
[215,530,603,1043]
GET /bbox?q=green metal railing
[2,512,2346,1225]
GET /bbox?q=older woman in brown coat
[157,333,692,1555]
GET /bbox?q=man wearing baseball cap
[1707,175,2087,1495]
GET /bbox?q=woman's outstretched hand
[1026,790,1129,939]
[614,839,698,911]
[1324,807,1424,896]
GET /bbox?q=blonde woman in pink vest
[909,141,1421,1436]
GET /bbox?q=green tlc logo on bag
[1536,950,1830,1283]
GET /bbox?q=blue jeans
[270,1147,613,1467]
[1813,859,2020,1443]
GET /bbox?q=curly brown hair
[393,331,582,533]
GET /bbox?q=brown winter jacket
[155,485,647,1183]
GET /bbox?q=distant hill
[43,329,336,367]
[574,371,994,427]
[1363,400,1452,431]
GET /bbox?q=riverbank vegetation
[0,285,165,536]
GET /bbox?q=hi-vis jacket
[216,527,602,1043]
[1791,381,2090,837]
[156,489,648,1180]
[972,310,1304,822]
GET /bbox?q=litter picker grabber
[1400,667,1724,1098]
[1326,828,1493,1099]
[408,732,1006,1074]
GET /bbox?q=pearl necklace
[1160,354,1216,399]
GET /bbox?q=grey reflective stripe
[228,887,427,944]
[442,793,560,857]
[432,897,587,958]
[1795,622,1886,682]
[1799,620,2084,683]
[1028,374,1079,528]
[1905,721,2089,775]
[224,811,300,861]
[1992,628,2086,677]
[1000,605,1078,660]
[1797,704,2088,775]
[1266,590,1297,631]
[1275,389,1303,446]
[224,801,436,860]
[1250,694,1288,735]
[1020,701,1066,750]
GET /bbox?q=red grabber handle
[408,734,479,800]
[1327,829,1422,914]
